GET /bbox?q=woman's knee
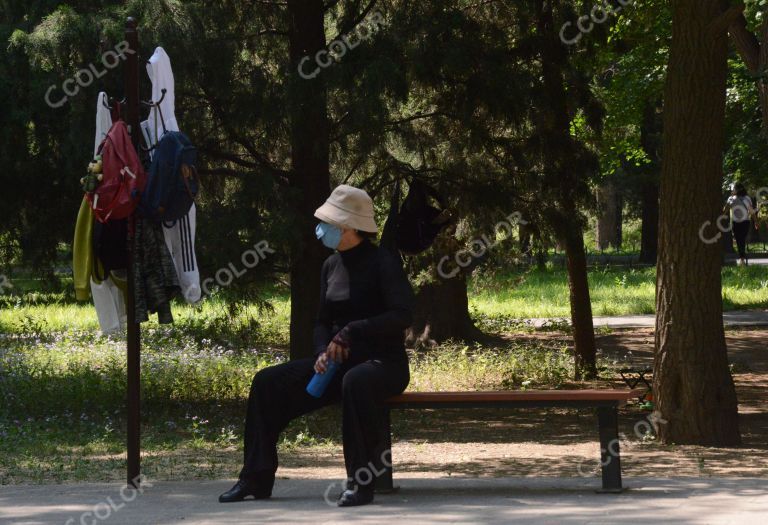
[342,366,372,396]
[251,364,280,393]
[342,361,409,398]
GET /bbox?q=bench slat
[386,389,640,404]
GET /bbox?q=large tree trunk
[287,1,331,360]
[654,0,740,445]
[407,275,483,348]
[596,182,622,251]
[406,227,485,348]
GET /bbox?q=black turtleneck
[313,239,414,362]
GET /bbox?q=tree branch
[726,12,760,73]
[197,167,253,178]
[198,85,290,182]
[329,0,379,43]
[198,148,259,169]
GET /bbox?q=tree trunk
[287,1,331,360]
[654,0,740,445]
[729,12,768,136]
[536,0,597,379]
[596,182,622,251]
[639,101,661,265]
[519,223,532,257]
[561,219,597,379]
[405,226,485,348]
[639,180,659,264]
[406,274,483,348]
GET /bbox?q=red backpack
[87,120,146,223]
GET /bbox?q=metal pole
[124,16,142,489]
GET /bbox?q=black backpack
[380,179,452,255]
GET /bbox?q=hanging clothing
[163,206,201,303]
[133,217,180,324]
[90,275,127,333]
[72,92,127,334]
[145,47,178,143]
[73,198,128,333]
[142,46,201,303]
[73,197,95,302]
[94,92,112,155]
[91,92,127,333]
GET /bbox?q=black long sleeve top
[312,238,414,363]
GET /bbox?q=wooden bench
[377,389,640,493]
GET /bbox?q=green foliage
[1,0,611,286]
[407,340,575,391]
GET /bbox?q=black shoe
[218,479,272,503]
[336,478,357,499]
[337,486,374,507]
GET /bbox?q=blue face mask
[315,222,342,250]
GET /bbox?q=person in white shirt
[724,182,756,266]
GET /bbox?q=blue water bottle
[306,360,339,398]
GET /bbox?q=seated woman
[219,184,414,507]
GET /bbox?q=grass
[0,331,586,484]
[469,265,768,319]
[3,266,767,336]
[0,292,291,345]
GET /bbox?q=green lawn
[0,330,577,483]
[469,265,768,319]
[0,291,291,344]
[2,266,767,338]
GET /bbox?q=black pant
[239,355,409,489]
[733,220,750,259]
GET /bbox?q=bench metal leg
[375,407,395,493]
[597,405,623,493]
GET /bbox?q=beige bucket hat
[314,184,378,233]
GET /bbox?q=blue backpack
[140,131,198,222]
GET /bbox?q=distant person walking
[724,182,756,266]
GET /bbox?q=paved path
[1,477,766,524]
[528,309,768,329]
[560,255,768,267]
[736,257,768,265]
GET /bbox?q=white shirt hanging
[143,47,202,304]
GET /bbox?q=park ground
[1,265,767,523]
[4,327,767,482]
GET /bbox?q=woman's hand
[326,341,349,364]
[314,352,329,374]
[314,344,348,374]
